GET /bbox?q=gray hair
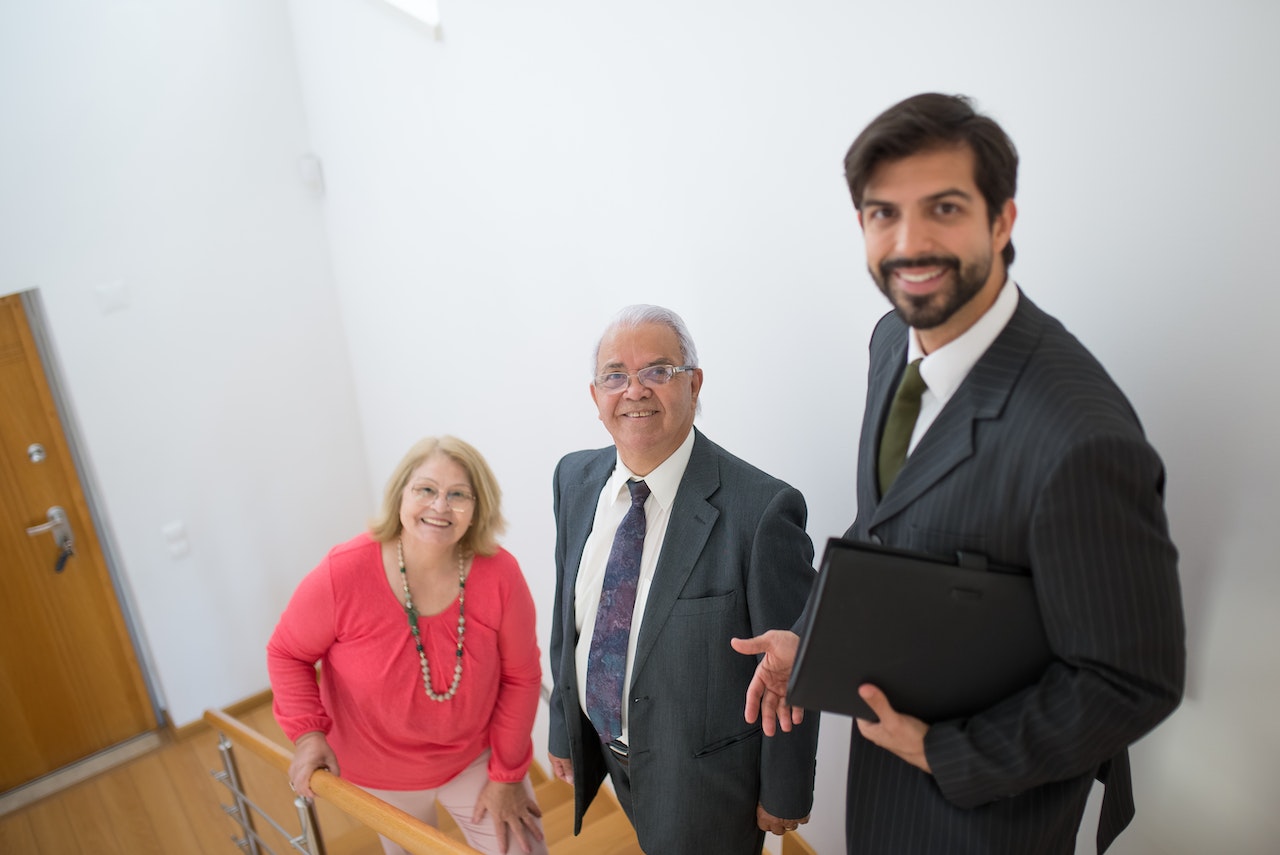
[593,304,702,416]
[592,304,700,373]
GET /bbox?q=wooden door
[0,292,158,793]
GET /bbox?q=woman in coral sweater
[268,436,547,855]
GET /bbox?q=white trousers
[361,751,548,855]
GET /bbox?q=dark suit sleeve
[750,486,821,819]
[925,433,1186,807]
[547,458,571,760]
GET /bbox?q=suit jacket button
[869,534,882,545]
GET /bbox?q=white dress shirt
[573,428,695,745]
[906,279,1020,454]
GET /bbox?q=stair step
[552,810,644,855]
[533,775,574,812]
[782,831,820,855]
[540,785,615,843]
[325,826,384,855]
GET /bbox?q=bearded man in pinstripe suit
[733,93,1186,853]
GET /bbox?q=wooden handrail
[203,708,479,855]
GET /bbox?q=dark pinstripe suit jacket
[842,292,1185,854]
[548,430,820,855]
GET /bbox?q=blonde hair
[368,436,506,556]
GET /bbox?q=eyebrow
[862,187,975,208]
[409,479,473,490]
[599,359,676,372]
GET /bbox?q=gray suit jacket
[549,429,820,855]
[842,293,1185,854]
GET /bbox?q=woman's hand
[471,779,544,854]
[288,731,339,799]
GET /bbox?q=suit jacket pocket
[669,590,736,616]
[693,725,760,758]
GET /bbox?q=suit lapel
[561,450,616,630]
[871,294,1047,527]
[859,321,908,519]
[629,430,719,685]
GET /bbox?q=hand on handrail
[289,731,340,799]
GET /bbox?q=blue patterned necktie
[585,479,650,744]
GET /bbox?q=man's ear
[992,198,1017,254]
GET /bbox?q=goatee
[872,253,991,330]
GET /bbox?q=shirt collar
[908,278,1020,402]
[608,428,696,511]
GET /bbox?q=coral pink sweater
[267,533,542,789]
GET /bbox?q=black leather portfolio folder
[786,537,1053,723]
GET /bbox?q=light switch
[161,520,190,558]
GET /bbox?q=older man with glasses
[546,304,820,855]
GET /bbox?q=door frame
[18,289,166,725]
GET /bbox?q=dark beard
[872,253,992,330]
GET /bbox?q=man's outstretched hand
[730,630,803,736]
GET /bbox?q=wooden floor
[0,699,643,855]
[0,716,253,854]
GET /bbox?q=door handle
[26,505,76,572]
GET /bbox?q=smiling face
[591,322,703,476]
[398,453,474,552]
[859,144,1016,352]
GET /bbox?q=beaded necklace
[397,537,468,702]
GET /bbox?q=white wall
[0,1,372,725]
[285,1,1280,853]
[3,0,1278,852]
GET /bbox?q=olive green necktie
[878,358,926,495]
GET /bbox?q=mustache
[879,255,960,279]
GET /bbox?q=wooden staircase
[218,701,643,855]
[215,700,814,855]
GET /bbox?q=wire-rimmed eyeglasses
[407,483,477,512]
[593,364,695,392]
